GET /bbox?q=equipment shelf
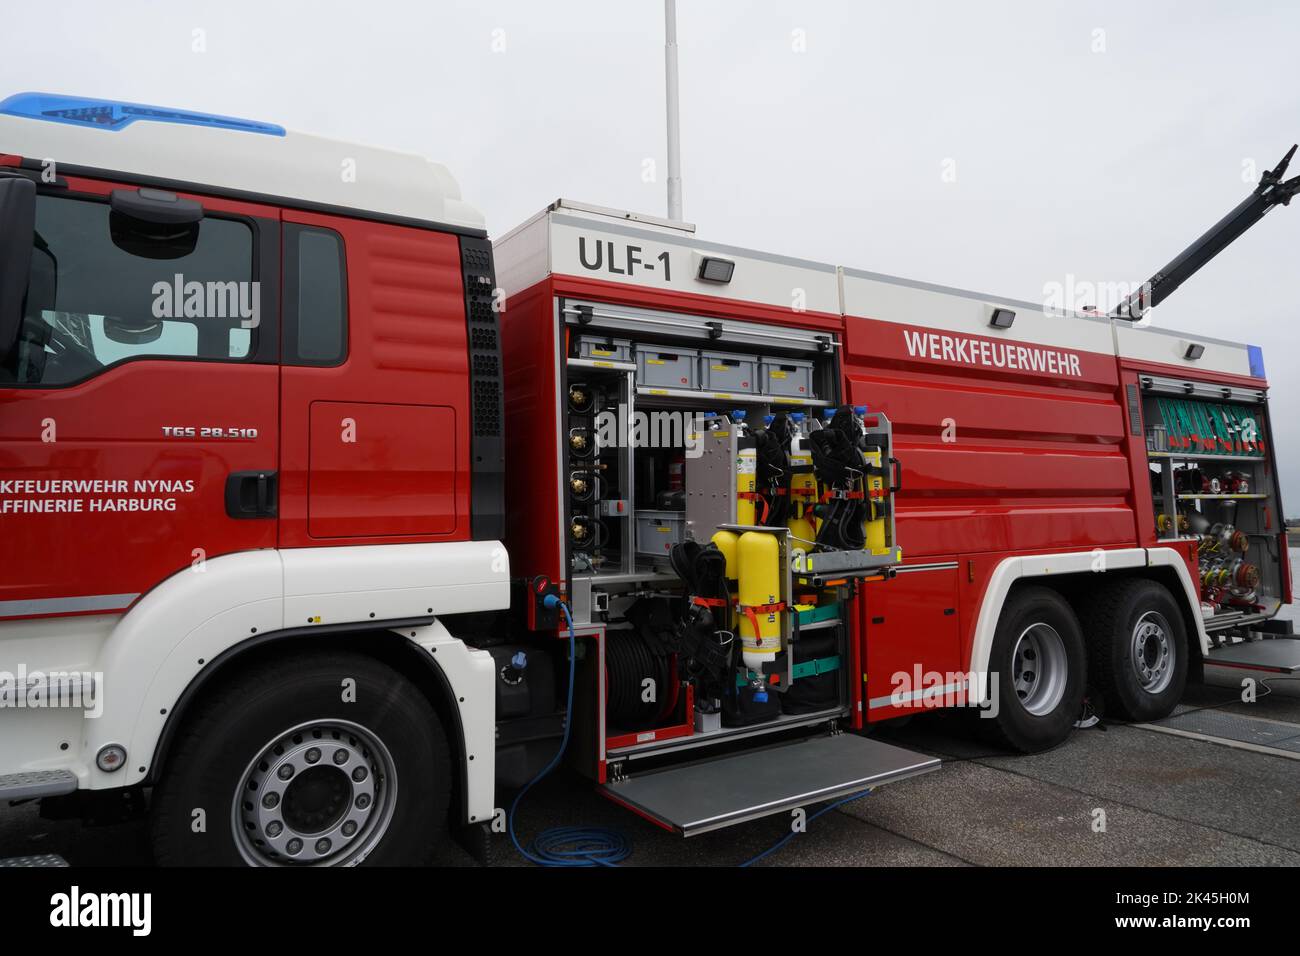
[1176,493,1268,501]
[1148,451,1267,463]
[635,384,832,407]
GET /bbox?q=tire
[982,586,1086,753]
[151,650,452,866]
[1081,578,1188,722]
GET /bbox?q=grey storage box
[699,350,758,394]
[635,344,698,389]
[635,510,685,556]
[759,357,816,398]
[577,334,632,362]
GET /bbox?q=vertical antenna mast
[664,0,683,221]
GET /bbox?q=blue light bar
[1247,344,1266,379]
[0,92,284,136]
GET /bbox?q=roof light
[0,92,284,136]
[1247,344,1266,378]
[697,255,735,283]
[989,307,1016,329]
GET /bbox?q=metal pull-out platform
[600,732,939,837]
[1204,637,1300,675]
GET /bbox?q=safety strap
[820,489,864,502]
[690,596,727,608]
[738,601,785,643]
[791,654,841,679]
[735,655,840,687]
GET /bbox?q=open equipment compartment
[494,199,931,832]
[560,297,863,755]
[1141,375,1287,629]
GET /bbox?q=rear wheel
[983,586,1086,753]
[151,650,452,866]
[1082,579,1188,721]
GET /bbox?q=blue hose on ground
[506,596,867,867]
[738,788,873,867]
[507,597,631,866]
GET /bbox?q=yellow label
[649,388,668,395]
[592,349,614,356]
[593,361,612,368]
[648,359,665,365]
[656,526,670,533]
[711,364,730,371]
[714,393,733,399]
[770,370,788,379]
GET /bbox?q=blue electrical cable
[738,788,873,867]
[506,596,868,868]
[507,597,631,867]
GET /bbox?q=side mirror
[102,314,163,345]
[0,176,36,362]
[110,188,204,260]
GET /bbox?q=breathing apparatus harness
[808,405,869,551]
[669,540,735,686]
[750,413,794,527]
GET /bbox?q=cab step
[0,769,78,802]
[0,854,69,867]
[600,732,938,837]
[1204,637,1300,675]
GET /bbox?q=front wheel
[983,586,1086,753]
[151,650,452,866]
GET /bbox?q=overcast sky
[4,0,1298,510]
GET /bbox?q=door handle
[225,470,278,519]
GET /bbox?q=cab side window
[284,224,347,367]
[2,192,259,386]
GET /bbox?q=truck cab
[0,93,509,865]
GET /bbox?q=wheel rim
[232,719,397,866]
[1010,623,1068,717]
[1130,610,1175,695]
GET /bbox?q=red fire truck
[0,93,1296,866]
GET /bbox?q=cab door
[276,209,472,549]
[0,178,280,620]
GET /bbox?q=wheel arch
[969,547,1208,704]
[147,618,497,827]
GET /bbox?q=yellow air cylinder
[711,529,739,577]
[788,451,817,547]
[737,531,783,675]
[864,447,887,554]
[736,447,757,525]
[707,528,738,632]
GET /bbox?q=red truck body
[0,95,1293,862]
